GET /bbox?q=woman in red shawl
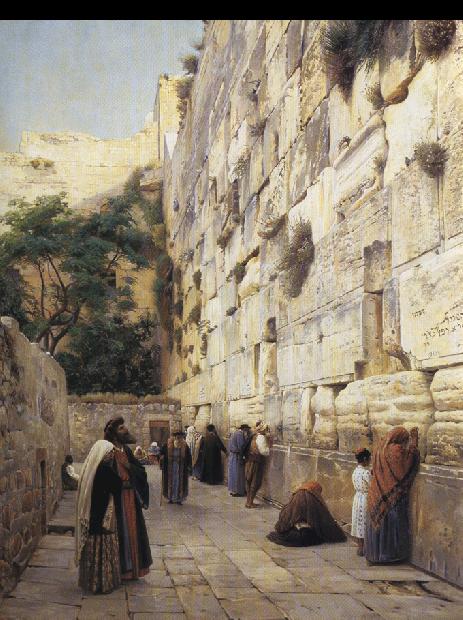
[267,481,347,547]
[365,426,420,564]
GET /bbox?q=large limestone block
[365,371,434,457]
[227,120,251,183]
[333,113,386,217]
[378,20,416,103]
[261,341,278,395]
[237,257,260,301]
[202,258,217,301]
[427,366,463,465]
[266,36,289,113]
[262,108,281,181]
[328,85,356,166]
[437,20,463,138]
[288,99,330,206]
[281,387,303,442]
[286,20,303,77]
[210,362,226,404]
[240,347,256,398]
[300,386,316,438]
[278,69,301,159]
[195,404,211,433]
[399,245,463,369]
[239,293,261,349]
[335,381,371,452]
[228,396,264,430]
[248,137,265,197]
[265,20,290,64]
[310,386,338,449]
[383,62,438,185]
[441,129,463,240]
[300,27,329,126]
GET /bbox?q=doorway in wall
[149,420,170,447]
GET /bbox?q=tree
[55,312,161,395]
[0,192,152,354]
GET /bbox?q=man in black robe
[103,417,152,580]
[199,424,227,485]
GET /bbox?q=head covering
[297,481,322,495]
[255,421,269,434]
[150,441,158,448]
[75,439,114,565]
[367,426,420,529]
[240,424,251,430]
[104,416,124,441]
[274,480,346,543]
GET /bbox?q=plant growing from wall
[226,306,237,316]
[181,371,188,382]
[322,20,393,96]
[414,141,448,177]
[373,154,386,175]
[217,227,233,250]
[181,53,199,74]
[193,269,202,290]
[174,326,183,354]
[416,20,456,61]
[200,332,208,357]
[180,249,194,263]
[257,213,286,240]
[176,76,194,127]
[187,302,201,326]
[192,37,204,51]
[233,151,251,179]
[30,158,54,169]
[192,364,201,376]
[365,83,384,109]
[278,219,315,299]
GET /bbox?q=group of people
[72,416,420,596]
[264,425,420,568]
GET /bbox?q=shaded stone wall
[68,395,182,461]
[0,317,69,596]
[160,20,463,585]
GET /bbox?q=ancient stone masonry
[160,20,463,586]
[68,394,182,461]
[0,317,69,596]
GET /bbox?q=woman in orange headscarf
[365,426,420,564]
[267,481,347,547]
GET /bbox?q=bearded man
[103,416,152,580]
[243,421,271,508]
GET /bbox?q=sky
[0,20,204,152]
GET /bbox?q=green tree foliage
[55,313,160,395]
[0,192,152,354]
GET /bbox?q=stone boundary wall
[68,395,182,461]
[0,317,69,596]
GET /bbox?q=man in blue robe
[227,424,251,496]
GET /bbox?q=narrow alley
[1,467,463,619]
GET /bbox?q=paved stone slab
[0,598,79,619]
[268,593,379,619]
[28,547,74,569]
[348,568,437,582]
[20,566,78,584]
[220,595,286,619]
[188,546,229,564]
[171,573,208,586]
[208,587,265,600]
[127,572,173,588]
[288,567,378,594]
[38,534,76,550]
[161,545,193,559]
[164,559,202,575]
[176,585,228,619]
[128,594,184,613]
[198,563,246,577]
[132,615,186,619]
[79,596,129,619]
[355,594,463,619]
[203,574,255,589]
[9,580,83,606]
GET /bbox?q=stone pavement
[1,466,463,619]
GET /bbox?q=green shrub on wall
[278,220,315,299]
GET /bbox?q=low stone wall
[68,394,182,461]
[259,445,463,588]
[0,317,69,596]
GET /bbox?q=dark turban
[104,416,124,441]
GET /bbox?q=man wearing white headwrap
[243,421,271,508]
[75,439,122,593]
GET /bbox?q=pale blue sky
[0,20,204,151]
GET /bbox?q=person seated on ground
[62,454,80,491]
[267,481,347,547]
[134,445,148,464]
[351,447,372,556]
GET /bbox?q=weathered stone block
[286,20,303,77]
[427,366,463,465]
[390,162,440,268]
[310,386,338,449]
[335,381,371,453]
[437,21,463,138]
[441,129,463,240]
[379,20,416,102]
[399,245,463,369]
[300,27,329,126]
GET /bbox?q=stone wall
[160,20,463,585]
[0,317,69,595]
[68,394,182,461]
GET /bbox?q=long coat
[199,431,227,484]
[227,430,248,495]
[161,439,192,500]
